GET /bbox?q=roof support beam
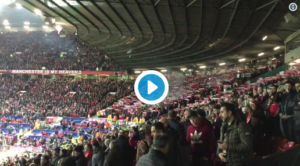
[154,0,161,6]
[205,0,218,8]
[141,0,151,5]
[220,0,236,9]
[186,0,197,8]
[173,0,184,7]
[255,0,278,11]
[91,0,122,36]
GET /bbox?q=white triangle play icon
[148,80,158,95]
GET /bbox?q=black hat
[188,111,198,119]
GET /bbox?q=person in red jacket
[187,111,216,166]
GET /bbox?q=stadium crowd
[0,70,300,166]
[0,75,133,125]
[0,31,122,71]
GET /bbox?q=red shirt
[85,151,93,161]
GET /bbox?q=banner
[0,70,126,76]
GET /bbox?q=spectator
[103,140,123,166]
[84,144,93,166]
[275,81,296,142]
[61,157,76,166]
[60,149,68,158]
[292,81,300,144]
[74,145,88,166]
[51,147,60,166]
[40,155,51,166]
[91,139,104,166]
[186,111,215,166]
[116,131,134,166]
[136,134,170,166]
[182,110,191,143]
[218,103,253,166]
[212,104,223,141]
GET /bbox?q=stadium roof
[5,0,300,70]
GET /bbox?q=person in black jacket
[168,111,184,144]
[292,81,300,144]
[136,134,170,166]
[103,140,123,166]
[74,145,88,166]
[91,139,105,166]
[116,131,134,166]
[212,104,223,141]
[160,118,180,166]
[275,81,296,142]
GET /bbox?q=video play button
[134,70,169,105]
[148,81,158,95]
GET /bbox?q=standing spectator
[84,144,93,166]
[275,81,296,142]
[51,147,60,166]
[186,111,215,166]
[116,131,134,166]
[218,103,253,166]
[212,104,223,141]
[160,118,180,166]
[292,81,300,144]
[136,134,170,166]
[103,140,123,166]
[91,139,104,166]
[61,157,76,166]
[182,110,191,143]
[74,145,88,166]
[40,155,51,166]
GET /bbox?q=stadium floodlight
[55,25,63,33]
[219,63,226,66]
[24,25,30,29]
[258,52,264,56]
[16,3,22,8]
[239,58,246,62]
[34,9,42,16]
[199,66,206,69]
[24,21,30,25]
[161,70,167,72]
[5,26,11,29]
[262,36,267,41]
[274,46,280,50]
[3,20,9,25]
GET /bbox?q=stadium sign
[0,70,126,76]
